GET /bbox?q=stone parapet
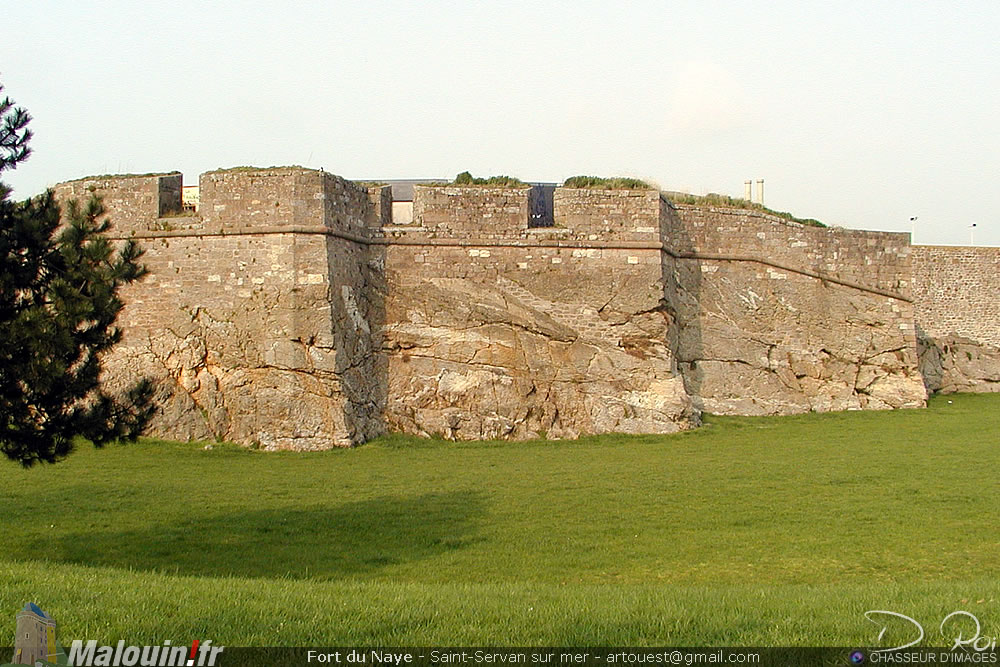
[52,172,183,232]
[196,167,372,236]
[412,184,532,234]
[553,187,663,241]
[366,184,393,228]
[667,204,912,297]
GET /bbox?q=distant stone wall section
[412,185,532,235]
[367,185,393,228]
[911,246,1000,394]
[553,188,663,241]
[911,246,1000,347]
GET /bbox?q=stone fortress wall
[910,246,1000,393]
[51,167,1000,449]
[378,185,689,440]
[911,246,1000,347]
[663,205,925,415]
[54,168,385,448]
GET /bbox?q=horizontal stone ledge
[667,249,913,303]
[108,225,665,250]
[108,225,374,244]
[376,237,663,250]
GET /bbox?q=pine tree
[0,80,154,466]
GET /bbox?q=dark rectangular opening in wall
[529,184,555,228]
[158,174,184,216]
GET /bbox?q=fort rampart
[50,167,1000,449]
[910,245,1000,394]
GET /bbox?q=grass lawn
[1,393,999,646]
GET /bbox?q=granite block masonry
[50,167,1000,450]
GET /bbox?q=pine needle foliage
[0,79,154,466]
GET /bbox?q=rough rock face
[668,257,927,415]
[109,326,357,450]
[918,334,1000,394]
[383,271,696,440]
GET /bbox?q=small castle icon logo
[7,603,65,666]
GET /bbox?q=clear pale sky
[2,0,998,246]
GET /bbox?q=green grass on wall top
[667,191,827,227]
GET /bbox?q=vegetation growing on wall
[63,171,181,183]
[210,165,306,173]
[449,171,527,187]
[562,175,653,189]
[667,191,827,227]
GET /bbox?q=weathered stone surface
[912,246,1000,348]
[383,274,695,440]
[919,334,1000,394]
[664,206,927,415]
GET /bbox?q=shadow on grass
[24,491,487,580]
